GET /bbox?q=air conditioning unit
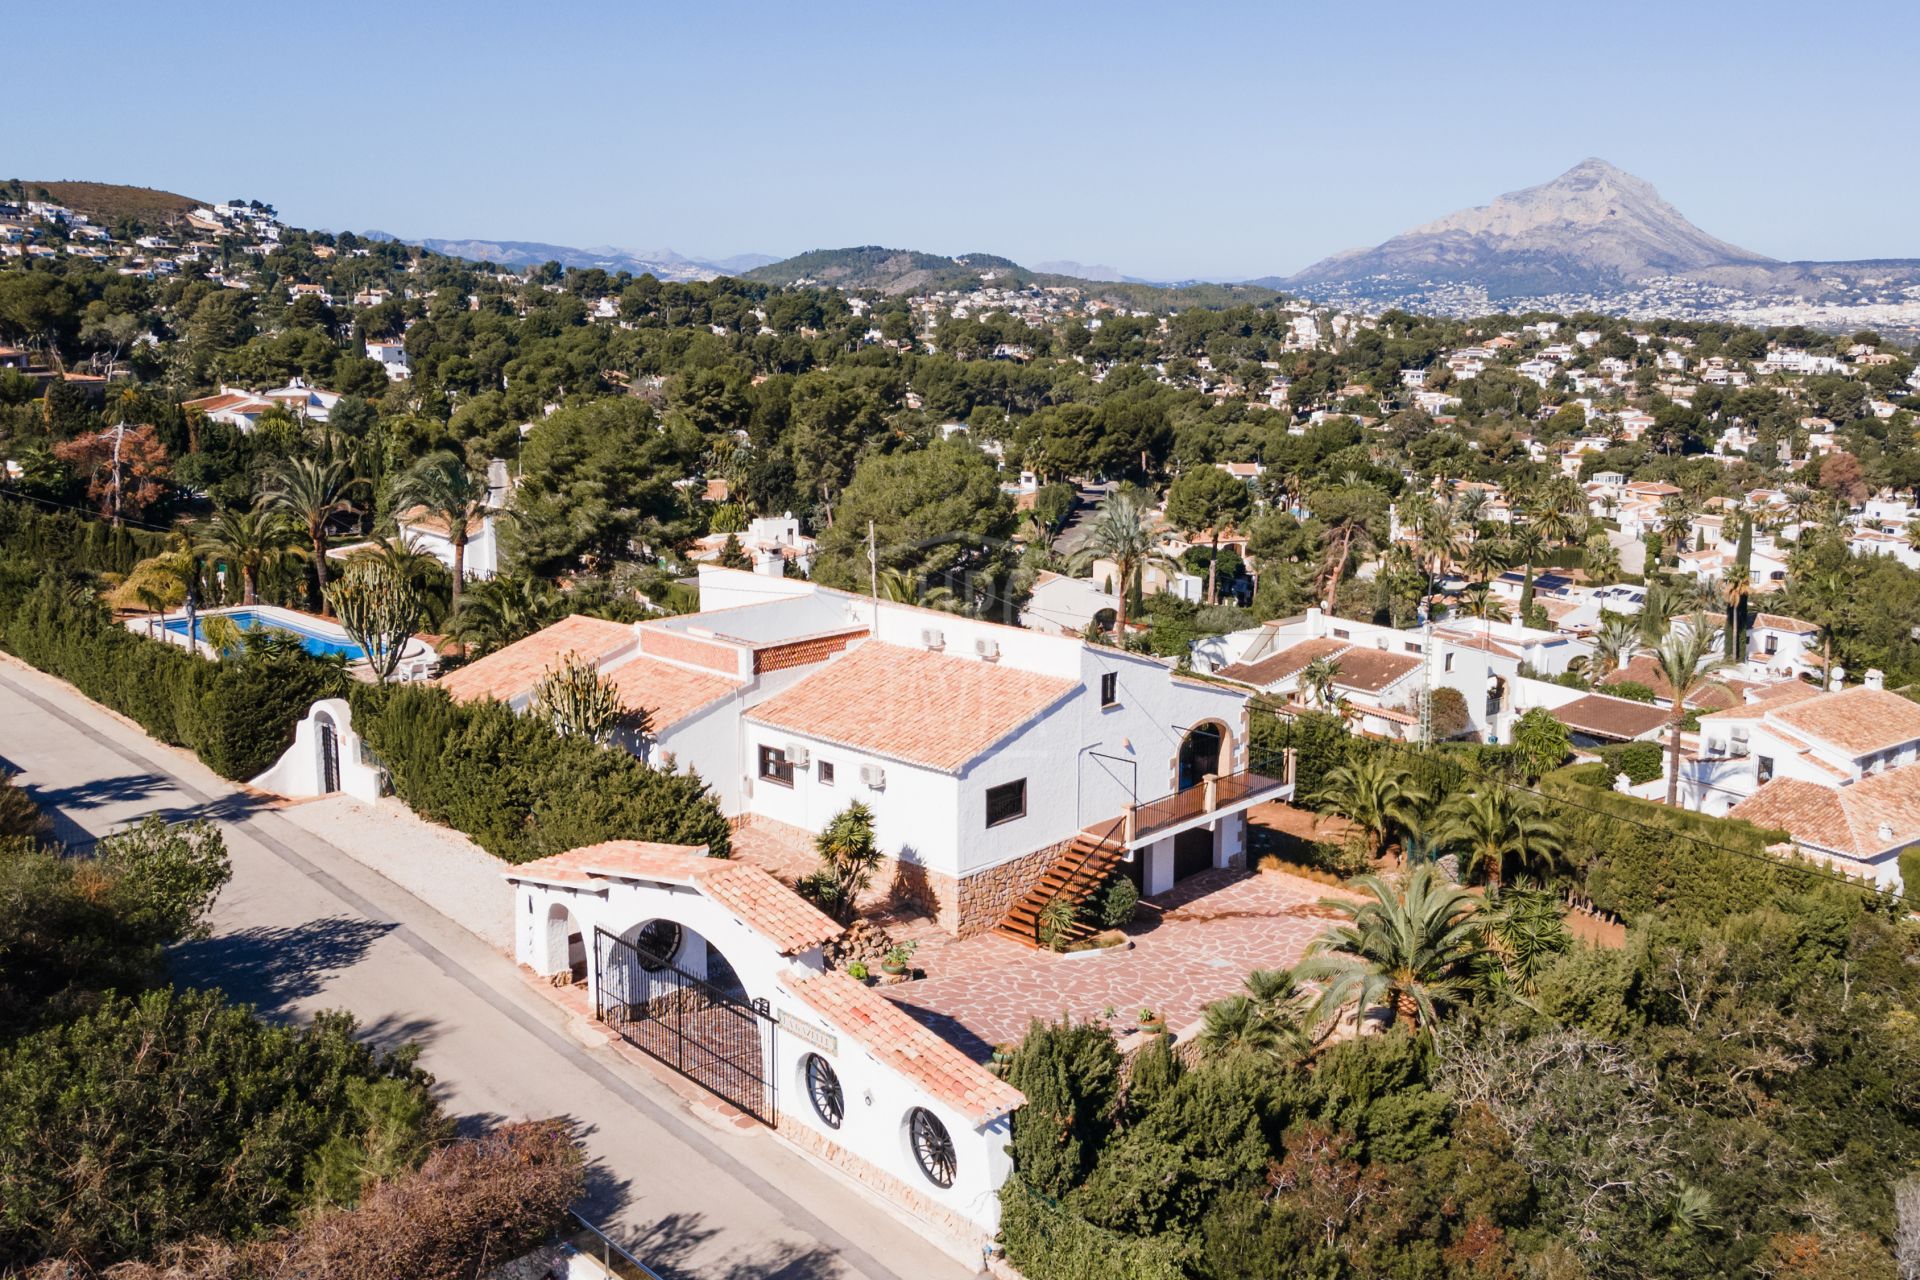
[860,764,886,789]
[921,628,945,651]
[975,637,1000,661]
[785,742,811,768]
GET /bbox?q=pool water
[161,609,367,661]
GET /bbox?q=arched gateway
[502,840,1024,1249]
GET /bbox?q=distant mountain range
[1264,159,1920,312]
[359,232,776,282]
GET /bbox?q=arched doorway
[1178,722,1226,791]
[542,903,586,984]
[315,710,340,793]
[594,919,777,1124]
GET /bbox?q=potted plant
[1137,1007,1167,1036]
[988,1043,1015,1078]
[880,940,917,981]
[846,960,871,984]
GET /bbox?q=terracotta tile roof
[504,840,842,955]
[744,642,1077,773]
[1753,612,1820,633]
[1600,655,1738,710]
[1730,764,1920,858]
[1699,680,1822,718]
[603,653,743,730]
[437,614,636,705]
[1551,693,1672,741]
[1768,687,1920,758]
[1329,648,1421,694]
[781,970,1024,1125]
[1216,636,1348,688]
[1431,627,1526,660]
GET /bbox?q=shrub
[349,683,731,863]
[1607,680,1657,703]
[1095,875,1140,929]
[1008,1018,1122,1198]
[1597,740,1664,785]
[998,1176,1186,1280]
[1901,848,1920,905]
[0,988,444,1270]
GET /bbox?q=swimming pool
[160,608,368,661]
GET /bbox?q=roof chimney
[1865,669,1885,691]
[1879,822,1895,845]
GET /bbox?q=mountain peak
[1289,158,1771,299]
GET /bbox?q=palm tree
[1299,655,1343,710]
[1069,490,1173,638]
[1593,614,1641,677]
[1312,756,1429,861]
[1653,614,1730,807]
[389,450,491,603]
[1413,497,1469,588]
[877,566,957,610]
[447,575,563,656]
[1297,865,1484,1031]
[1317,497,1380,612]
[1435,787,1565,894]
[1719,563,1752,663]
[267,456,359,614]
[1582,533,1622,585]
[1197,967,1315,1064]
[194,502,301,606]
[1789,568,1850,684]
[1463,535,1511,586]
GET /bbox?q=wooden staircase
[992,831,1127,948]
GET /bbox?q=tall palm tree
[1070,490,1174,638]
[1312,756,1429,861]
[1593,613,1641,677]
[1653,614,1730,807]
[1296,865,1484,1031]
[1719,564,1752,663]
[1435,787,1565,894]
[389,450,491,603]
[1463,535,1511,586]
[267,456,359,614]
[1789,568,1850,684]
[1299,655,1343,710]
[1413,497,1469,588]
[194,502,301,607]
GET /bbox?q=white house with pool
[132,604,437,679]
[501,839,1023,1256]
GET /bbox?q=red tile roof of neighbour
[1768,687,1920,758]
[1600,655,1739,710]
[1753,613,1820,633]
[1431,627,1526,660]
[1699,680,1822,718]
[437,614,636,705]
[505,840,842,955]
[1330,648,1422,693]
[603,654,743,730]
[744,642,1077,773]
[1551,693,1672,741]
[1216,636,1348,688]
[781,970,1024,1125]
[1730,764,1920,858]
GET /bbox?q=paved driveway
[0,658,971,1280]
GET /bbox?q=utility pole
[867,519,880,630]
[1417,600,1434,746]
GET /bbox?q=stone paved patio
[884,868,1355,1059]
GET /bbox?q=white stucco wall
[251,698,385,801]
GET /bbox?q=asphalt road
[0,658,974,1280]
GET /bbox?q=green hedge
[0,498,171,577]
[997,1176,1186,1280]
[0,572,343,781]
[1595,740,1664,785]
[348,683,732,863]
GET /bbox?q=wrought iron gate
[593,926,777,1124]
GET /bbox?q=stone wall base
[952,838,1076,938]
[776,1117,991,1266]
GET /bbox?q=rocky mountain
[742,246,1030,294]
[1281,159,1772,299]
[1268,159,1920,323]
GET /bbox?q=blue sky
[12,1,1916,280]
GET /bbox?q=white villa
[435,568,1290,937]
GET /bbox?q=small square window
[758,745,793,787]
[985,779,1026,828]
[1443,653,1455,673]
[1332,628,1350,639]
[1100,672,1119,707]
[818,760,835,786]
